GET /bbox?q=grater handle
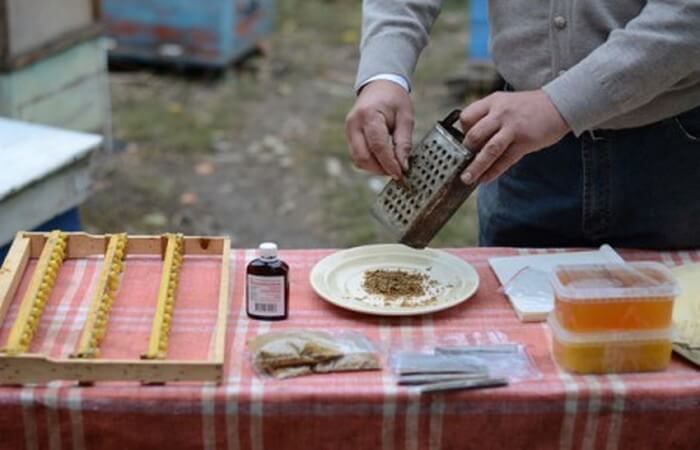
[438,110,466,142]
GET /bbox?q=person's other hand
[459,90,570,184]
[345,80,414,180]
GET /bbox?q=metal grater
[371,110,477,249]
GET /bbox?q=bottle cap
[259,242,278,259]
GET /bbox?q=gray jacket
[355,0,700,136]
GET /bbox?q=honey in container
[550,262,679,332]
[548,315,673,374]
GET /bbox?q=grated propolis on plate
[363,269,427,298]
[357,269,446,308]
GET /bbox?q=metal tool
[371,110,477,249]
[419,376,508,393]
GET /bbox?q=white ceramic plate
[309,244,479,316]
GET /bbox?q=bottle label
[248,275,285,317]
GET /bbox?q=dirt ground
[82,0,480,248]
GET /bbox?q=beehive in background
[467,0,489,60]
[0,0,102,71]
[101,0,274,68]
[0,0,110,135]
[0,39,110,135]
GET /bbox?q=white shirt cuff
[359,74,411,92]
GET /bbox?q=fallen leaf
[167,102,183,115]
[195,161,216,175]
[180,192,199,205]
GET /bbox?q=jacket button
[554,16,567,29]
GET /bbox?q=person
[345,0,700,249]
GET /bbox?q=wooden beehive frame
[0,231,230,384]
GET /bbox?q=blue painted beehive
[101,0,274,68]
[468,0,490,60]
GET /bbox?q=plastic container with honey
[548,315,673,374]
[550,262,680,332]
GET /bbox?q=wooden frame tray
[0,231,230,384]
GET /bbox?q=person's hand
[345,80,414,180]
[459,90,570,184]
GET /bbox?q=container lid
[548,314,674,344]
[550,262,680,302]
[259,242,278,259]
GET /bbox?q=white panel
[0,118,102,201]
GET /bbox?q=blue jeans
[478,106,700,249]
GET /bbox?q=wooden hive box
[0,119,102,247]
[0,38,111,135]
[0,0,102,71]
[101,0,274,68]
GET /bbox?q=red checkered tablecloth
[1,248,699,450]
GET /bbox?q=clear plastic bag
[434,344,540,382]
[499,267,554,313]
[248,330,381,379]
[390,352,489,376]
[389,342,539,392]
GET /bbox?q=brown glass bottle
[246,243,289,321]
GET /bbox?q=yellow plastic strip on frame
[1,230,68,355]
[142,233,184,360]
[71,233,128,359]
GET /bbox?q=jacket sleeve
[355,0,443,91]
[542,0,700,135]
